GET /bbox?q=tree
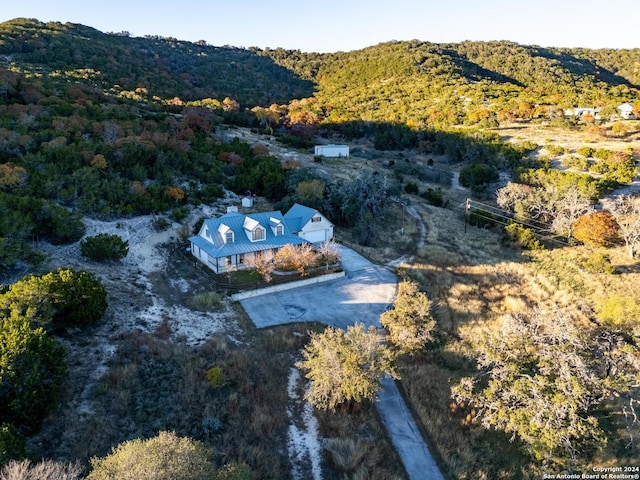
[35,205,86,245]
[87,431,216,480]
[608,195,640,259]
[573,211,620,247]
[295,179,325,210]
[80,233,129,261]
[549,186,594,240]
[0,164,27,190]
[0,423,26,468]
[317,239,340,267]
[451,308,639,469]
[44,269,108,328]
[380,281,436,354]
[245,253,274,283]
[459,163,499,190]
[0,269,107,330]
[0,315,67,431]
[296,323,396,411]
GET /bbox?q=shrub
[296,323,396,411]
[596,295,640,333]
[171,207,189,222]
[186,292,223,312]
[545,144,566,156]
[0,424,25,467]
[421,188,445,207]
[35,204,86,245]
[404,182,419,195]
[504,223,543,250]
[0,459,83,480]
[576,146,595,157]
[152,216,171,231]
[582,252,616,275]
[468,208,496,228]
[88,431,216,480]
[273,243,320,275]
[205,366,226,388]
[459,163,499,190]
[80,233,129,261]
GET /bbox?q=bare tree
[1,459,83,480]
[608,195,640,259]
[550,186,594,239]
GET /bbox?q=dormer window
[252,227,265,241]
[276,224,283,236]
[225,231,234,243]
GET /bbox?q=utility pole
[464,198,470,233]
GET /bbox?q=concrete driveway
[239,246,397,329]
[238,246,445,480]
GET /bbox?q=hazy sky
[2,0,638,52]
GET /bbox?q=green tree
[0,423,26,467]
[0,269,107,330]
[296,323,396,411]
[35,205,86,245]
[0,315,67,431]
[44,269,108,328]
[87,431,216,480]
[80,233,129,261]
[380,281,436,354]
[452,309,639,469]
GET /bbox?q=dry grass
[390,204,640,478]
[315,405,406,479]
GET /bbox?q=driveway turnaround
[239,246,445,480]
[239,245,397,330]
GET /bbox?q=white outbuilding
[314,144,349,158]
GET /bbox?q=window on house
[311,216,321,223]
[239,254,244,264]
[252,227,265,241]
[276,224,283,236]
[225,231,233,243]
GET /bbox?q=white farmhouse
[189,203,334,273]
[314,144,349,158]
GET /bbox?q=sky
[1,0,638,53]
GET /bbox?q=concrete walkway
[239,246,445,480]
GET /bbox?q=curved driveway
[239,246,445,480]
[239,245,397,329]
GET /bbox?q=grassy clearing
[387,197,640,478]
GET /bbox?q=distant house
[564,107,601,119]
[189,204,334,273]
[618,103,636,119]
[314,144,349,158]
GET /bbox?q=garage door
[305,230,326,243]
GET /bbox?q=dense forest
[0,17,639,479]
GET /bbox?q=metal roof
[189,210,308,258]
